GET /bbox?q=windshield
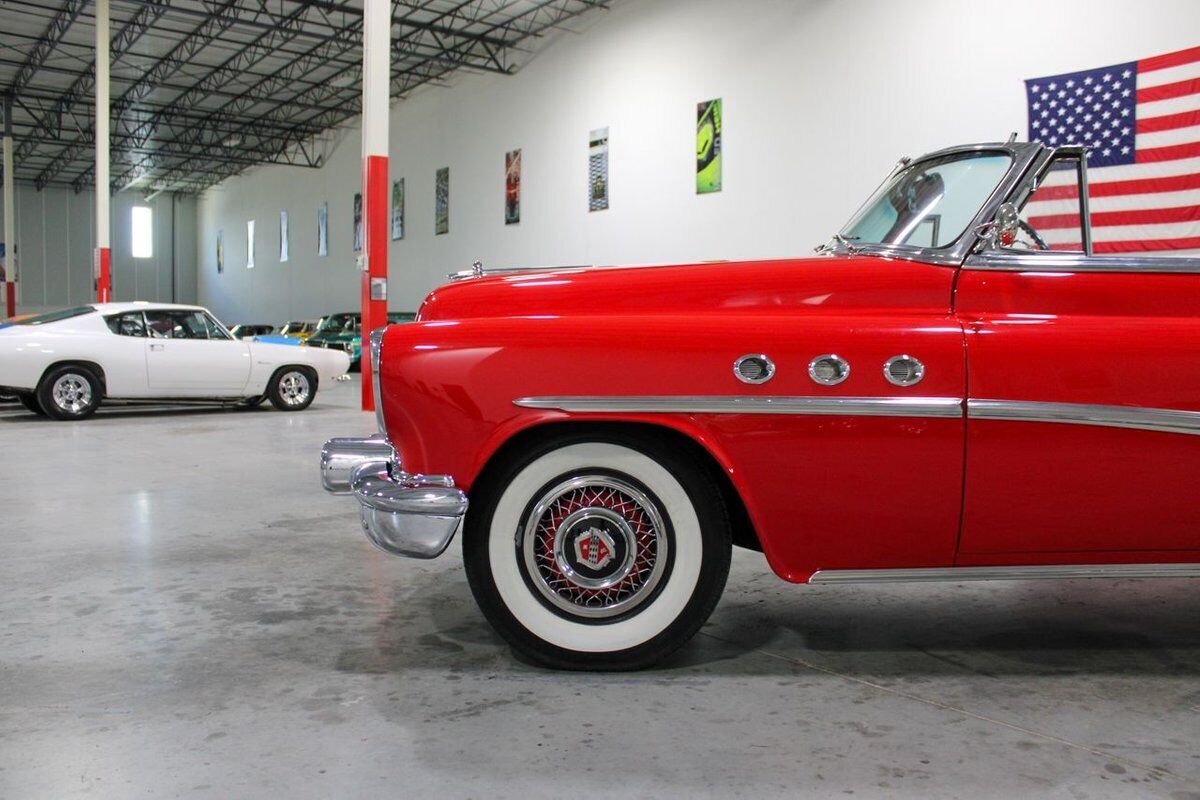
[316,314,359,333]
[841,151,1012,249]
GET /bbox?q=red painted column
[95,247,112,303]
[360,155,388,411]
[359,0,390,412]
[94,0,111,303]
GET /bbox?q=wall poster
[246,219,256,269]
[317,202,328,257]
[696,98,722,194]
[216,230,224,274]
[391,179,405,240]
[435,167,449,235]
[353,193,363,253]
[505,149,521,225]
[588,127,609,211]
[279,210,289,262]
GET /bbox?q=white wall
[196,0,1200,323]
[0,184,197,314]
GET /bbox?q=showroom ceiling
[0,0,606,194]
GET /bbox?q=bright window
[131,206,153,259]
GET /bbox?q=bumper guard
[320,435,467,559]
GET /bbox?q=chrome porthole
[733,354,775,385]
[521,475,669,620]
[808,354,850,386]
[884,355,925,387]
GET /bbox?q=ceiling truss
[0,0,607,195]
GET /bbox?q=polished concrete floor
[1,376,1198,799]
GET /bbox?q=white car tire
[464,432,731,669]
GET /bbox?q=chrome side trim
[964,251,1200,273]
[809,564,1200,584]
[369,326,387,436]
[969,399,1200,436]
[514,396,963,418]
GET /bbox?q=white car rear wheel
[464,433,732,669]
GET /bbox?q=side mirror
[994,202,1020,247]
[975,202,1020,249]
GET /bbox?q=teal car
[306,311,415,369]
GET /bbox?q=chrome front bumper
[320,435,468,559]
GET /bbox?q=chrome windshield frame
[829,141,1050,267]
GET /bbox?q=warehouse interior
[3,1,1200,798]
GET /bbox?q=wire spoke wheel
[521,474,670,620]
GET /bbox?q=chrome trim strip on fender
[969,399,1200,436]
[369,326,387,435]
[513,396,964,418]
[964,251,1200,273]
[808,563,1200,584]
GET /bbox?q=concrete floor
[1,376,1198,800]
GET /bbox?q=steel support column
[94,0,111,302]
[360,0,390,412]
[3,97,15,317]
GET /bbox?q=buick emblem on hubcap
[573,526,616,571]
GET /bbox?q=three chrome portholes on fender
[732,353,925,388]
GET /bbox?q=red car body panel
[956,268,1200,557]
[376,254,1200,583]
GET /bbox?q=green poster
[696,98,722,194]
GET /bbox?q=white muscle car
[0,302,350,420]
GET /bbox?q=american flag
[1025,45,1200,254]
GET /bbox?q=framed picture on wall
[391,179,405,240]
[279,211,289,263]
[435,167,449,235]
[216,230,224,274]
[696,98,722,194]
[505,149,521,225]
[317,202,328,257]
[246,219,256,269]
[353,193,363,253]
[588,127,609,211]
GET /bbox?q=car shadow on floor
[0,402,347,423]
[332,564,1200,678]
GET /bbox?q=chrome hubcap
[279,371,310,406]
[521,475,669,619]
[51,373,92,414]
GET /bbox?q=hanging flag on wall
[696,98,722,194]
[505,149,522,225]
[435,168,450,235]
[391,179,404,241]
[1025,44,1200,254]
[216,230,224,274]
[246,219,256,269]
[588,127,609,211]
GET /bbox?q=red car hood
[416,255,956,321]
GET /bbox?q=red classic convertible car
[322,140,1200,669]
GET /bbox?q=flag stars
[1121,145,1130,155]
[1122,68,1132,78]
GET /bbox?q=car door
[99,311,151,397]
[955,155,1200,559]
[144,309,251,395]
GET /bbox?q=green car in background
[306,311,415,370]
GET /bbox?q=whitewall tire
[464,432,732,669]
